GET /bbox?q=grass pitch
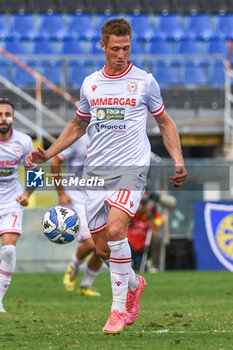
[1,271,232,350]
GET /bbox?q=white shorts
[0,203,23,236]
[84,169,147,235]
[86,189,144,235]
[66,191,92,242]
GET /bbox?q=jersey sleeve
[147,75,165,118]
[23,137,37,169]
[58,144,74,162]
[76,83,91,120]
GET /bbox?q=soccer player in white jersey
[27,18,188,334]
[51,134,102,296]
[0,98,36,312]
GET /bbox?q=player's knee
[1,245,16,264]
[84,238,95,251]
[95,246,110,260]
[106,222,125,241]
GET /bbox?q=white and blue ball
[42,205,80,244]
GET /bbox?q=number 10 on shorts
[116,190,131,205]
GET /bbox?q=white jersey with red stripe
[0,129,35,209]
[76,62,164,171]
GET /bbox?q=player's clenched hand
[27,146,49,167]
[170,164,188,187]
[59,192,73,206]
[16,192,29,207]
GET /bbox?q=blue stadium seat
[151,61,179,88]
[131,59,146,70]
[0,15,8,40]
[90,61,105,72]
[156,14,184,40]
[205,38,227,55]
[8,15,37,41]
[215,14,233,40]
[67,61,91,89]
[147,38,172,55]
[89,41,105,55]
[38,14,66,40]
[4,39,27,54]
[208,60,225,87]
[98,14,120,29]
[168,60,186,84]
[40,60,62,85]
[176,38,201,55]
[92,61,105,72]
[32,39,56,55]
[185,14,214,40]
[182,61,208,87]
[60,39,84,55]
[130,40,144,55]
[11,60,37,88]
[66,15,97,41]
[128,15,155,41]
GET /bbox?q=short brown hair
[0,98,14,113]
[101,18,132,46]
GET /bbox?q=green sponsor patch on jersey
[0,167,14,176]
[97,108,125,120]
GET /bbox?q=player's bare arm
[27,116,89,167]
[156,111,188,187]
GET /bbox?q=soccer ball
[42,205,80,244]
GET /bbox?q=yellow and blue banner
[193,201,233,271]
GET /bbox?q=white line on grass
[141,329,233,334]
[83,329,233,335]
[1,329,232,336]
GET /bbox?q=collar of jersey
[0,129,14,143]
[102,61,133,79]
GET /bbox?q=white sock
[102,258,138,290]
[108,238,131,313]
[101,259,109,268]
[70,252,83,270]
[0,245,16,304]
[80,266,100,288]
[128,268,139,291]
